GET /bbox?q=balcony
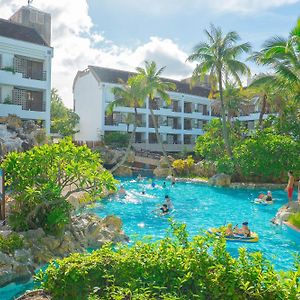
[11,88,45,112]
[13,57,46,81]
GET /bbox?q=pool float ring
[208,228,259,243]
[254,198,273,205]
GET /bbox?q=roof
[0,18,49,47]
[88,66,210,98]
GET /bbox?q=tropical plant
[0,233,23,254]
[107,75,147,173]
[37,221,300,300]
[51,88,80,136]
[187,24,251,157]
[250,18,300,118]
[1,138,117,233]
[104,132,130,148]
[136,61,176,167]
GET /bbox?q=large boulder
[114,165,132,176]
[194,160,217,178]
[208,173,231,187]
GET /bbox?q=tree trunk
[218,70,233,158]
[111,108,138,173]
[149,107,172,169]
[258,94,267,128]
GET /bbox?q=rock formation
[0,214,128,287]
[208,173,231,187]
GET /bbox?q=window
[30,10,44,24]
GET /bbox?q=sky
[1,0,299,108]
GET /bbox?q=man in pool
[152,204,169,216]
[235,222,251,237]
[164,195,174,210]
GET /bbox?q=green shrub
[104,132,130,148]
[0,233,24,254]
[172,156,195,176]
[288,212,300,229]
[36,222,300,300]
[1,138,117,234]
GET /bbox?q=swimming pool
[1,177,299,299]
[92,177,299,271]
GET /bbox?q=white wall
[74,71,102,141]
[0,35,53,133]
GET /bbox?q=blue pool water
[92,177,299,270]
[1,177,299,299]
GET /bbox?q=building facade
[73,66,270,152]
[74,66,214,152]
[0,5,53,133]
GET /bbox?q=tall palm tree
[187,24,251,157]
[251,18,300,110]
[136,61,176,167]
[107,75,147,173]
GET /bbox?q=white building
[0,5,53,133]
[73,66,270,152]
[74,66,214,152]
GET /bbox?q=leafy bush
[195,118,300,182]
[172,156,195,176]
[234,129,300,182]
[36,222,300,300]
[288,212,300,229]
[1,138,117,234]
[104,132,130,148]
[0,233,23,254]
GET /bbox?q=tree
[136,61,176,167]
[251,18,300,106]
[51,88,80,136]
[187,24,251,157]
[1,139,117,234]
[107,75,147,173]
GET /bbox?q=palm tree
[107,75,147,173]
[187,24,251,157]
[212,83,250,123]
[136,61,176,167]
[251,18,300,114]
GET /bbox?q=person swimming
[152,204,169,216]
[119,185,126,195]
[151,182,156,188]
[163,182,167,188]
[164,195,174,210]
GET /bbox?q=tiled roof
[89,66,210,98]
[0,18,48,46]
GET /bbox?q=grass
[288,212,300,229]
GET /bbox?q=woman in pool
[164,195,174,210]
[235,222,251,237]
[152,204,169,216]
[119,185,126,195]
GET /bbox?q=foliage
[51,88,80,137]
[104,132,130,148]
[234,128,300,182]
[187,24,251,157]
[288,212,300,229]
[136,61,176,167]
[172,156,195,176]
[0,233,24,254]
[36,221,300,300]
[195,118,300,181]
[1,138,117,234]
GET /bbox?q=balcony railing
[13,57,46,81]
[12,89,45,111]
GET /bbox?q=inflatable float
[209,228,259,243]
[253,198,273,205]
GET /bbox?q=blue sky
[2,0,299,107]
[88,0,299,52]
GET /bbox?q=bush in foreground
[36,222,300,300]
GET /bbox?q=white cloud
[1,0,194,108]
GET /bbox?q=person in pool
[235,222,251,237]
[151,182,156,188]
[164,195,174,210]
[119,185,126,195]
[225,224,234,237]
[152,204,169,216]
[163,182,167,188]
[265,191,273,202]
